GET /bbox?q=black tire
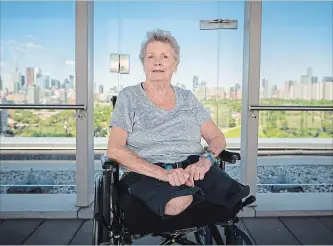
[92,175,104,245]
[233,226,255,245]
[92,173,111,245]
[102,171,111,243]
[194,227,213,245]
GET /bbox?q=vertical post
[240,1,262,200]
[75,0,94,207]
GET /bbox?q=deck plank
[23,219,83,245]
[0,219,43,245]
[317,216,333,232]
[242,217,300,245]
[280,217,333,245]
[70,220,93,245]
[0,217,332,245]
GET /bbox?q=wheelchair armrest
[101,153,119,170]
[218,150,240,164]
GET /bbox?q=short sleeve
[109,90,134,133]
[189,92,211,125]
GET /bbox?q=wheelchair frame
[92,150,256,245]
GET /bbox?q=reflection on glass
[0,168,76,194]
[257,162,333,194]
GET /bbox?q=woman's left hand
[184,158,211,186]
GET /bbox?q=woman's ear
[174,64,178,73]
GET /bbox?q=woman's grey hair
[139,29,180,65]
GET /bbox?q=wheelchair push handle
[101,154,118,169]
[218,150,241,164]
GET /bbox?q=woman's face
[143,41,177,82]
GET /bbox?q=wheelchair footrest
[242,195,256,208]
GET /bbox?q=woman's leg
[120,172,203,217]
[164,195,193,215]
[194,166,250,208]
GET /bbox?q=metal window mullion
[240,0,262,203]
[0,104,86,110]
[249,105,333,111]
[75,0,94,207]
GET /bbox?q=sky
[0,1,332,92]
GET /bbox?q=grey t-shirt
[109,83,211,164]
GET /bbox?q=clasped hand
[161,158,211,187]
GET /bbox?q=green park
[7,99,333,139]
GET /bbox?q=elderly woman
[107,29,249,219]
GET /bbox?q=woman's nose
[153,56,163,65]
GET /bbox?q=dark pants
[118,156,250,219]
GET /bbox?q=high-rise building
[21,75,25,88]
[323,81,333,100]
[99,85,104,94]
[307,67,313,77]
[311,77,318,84]
[26,67,35,86]
[27,85,40,104]
[69,75,75,89]
[0,98,8,134]
[261,78,269,98]
[323,76,333,82]
[193,76,199,92]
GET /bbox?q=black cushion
[118,190,242,235]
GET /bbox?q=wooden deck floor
[0,216,332,245]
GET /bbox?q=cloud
[24,42,43,50]
[0,61,5,67]
[26,34,34,38]
[65,60,75,65]
[6,39,44,52]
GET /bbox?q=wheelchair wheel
[92,174,111,245]
[194,226,213,245]
[233,225,255,245]
[92,175,103,245]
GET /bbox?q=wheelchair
[92,96,256,245]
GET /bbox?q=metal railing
[0,104,86,110]
[249,105,333,111]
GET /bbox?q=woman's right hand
[159,168,192,186]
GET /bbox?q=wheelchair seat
[118,186,243,235]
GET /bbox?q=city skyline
[0,1,332,93]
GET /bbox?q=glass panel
[93,2,119,144]
[117,1,219,89]
[216,1,244,181]
[0,109,77,194]
[93,1,219,146]
[257,110,333,193]
[93,1,245,181]
[0,1,76,105]
[0,1,77,196]
[260,1,332,104]
[257,1,333,194]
